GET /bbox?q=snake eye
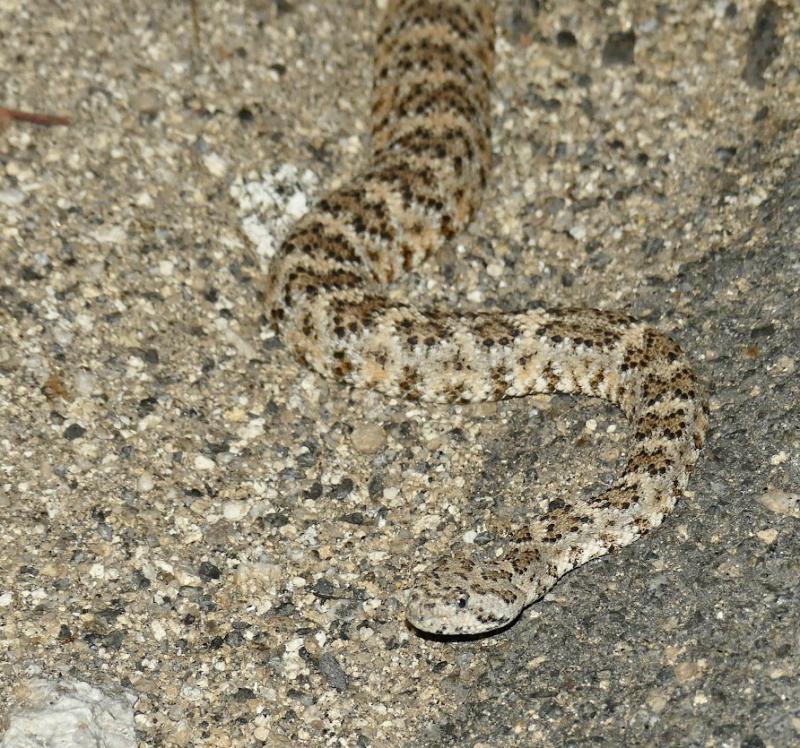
[457,597,467,609]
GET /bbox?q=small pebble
[222,500,249,521]
[757,489,800,519]
[198,562,221,581]
[756,528,778,544]
[137,474,154,492]
[74,371,96,397]
[0,188,25,207]
[63,424,86,440]
[202,153,227,178]
[350,423,386,454]
[193,454,216,471]
[603,30,636,65]
[556,30,577,48]
[330,478,355,499]
[316,652,348,692]
[673,660,703,683]
[569,224,586,241]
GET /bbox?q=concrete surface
[1,0,798,745]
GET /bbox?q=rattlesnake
[265,0,707,635]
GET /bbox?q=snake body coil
[266,0,707,635]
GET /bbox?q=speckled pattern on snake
[266,0,707,635]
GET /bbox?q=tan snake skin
[265,0,707,635]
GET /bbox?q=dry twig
[0,107,71,130]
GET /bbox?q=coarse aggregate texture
[1,0,798,746]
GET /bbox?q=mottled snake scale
[266,0,707,635]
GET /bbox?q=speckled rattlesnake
[265,0,707,635]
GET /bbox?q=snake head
[406,556,527,636]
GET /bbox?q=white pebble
[0,678,136,748]
[91,225,127,244]
[150,620,167,641]
[486,261,504,278]
[0,188,25,207]
[202,152,227,178]
[135,190,153,207]
[194,454,216,471]
[286,191,308,219]
[74,370,96,396]
[569,225,587,241]
[137,474,154,492]
[222,500,249,521]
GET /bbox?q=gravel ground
[1,1,798,746]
